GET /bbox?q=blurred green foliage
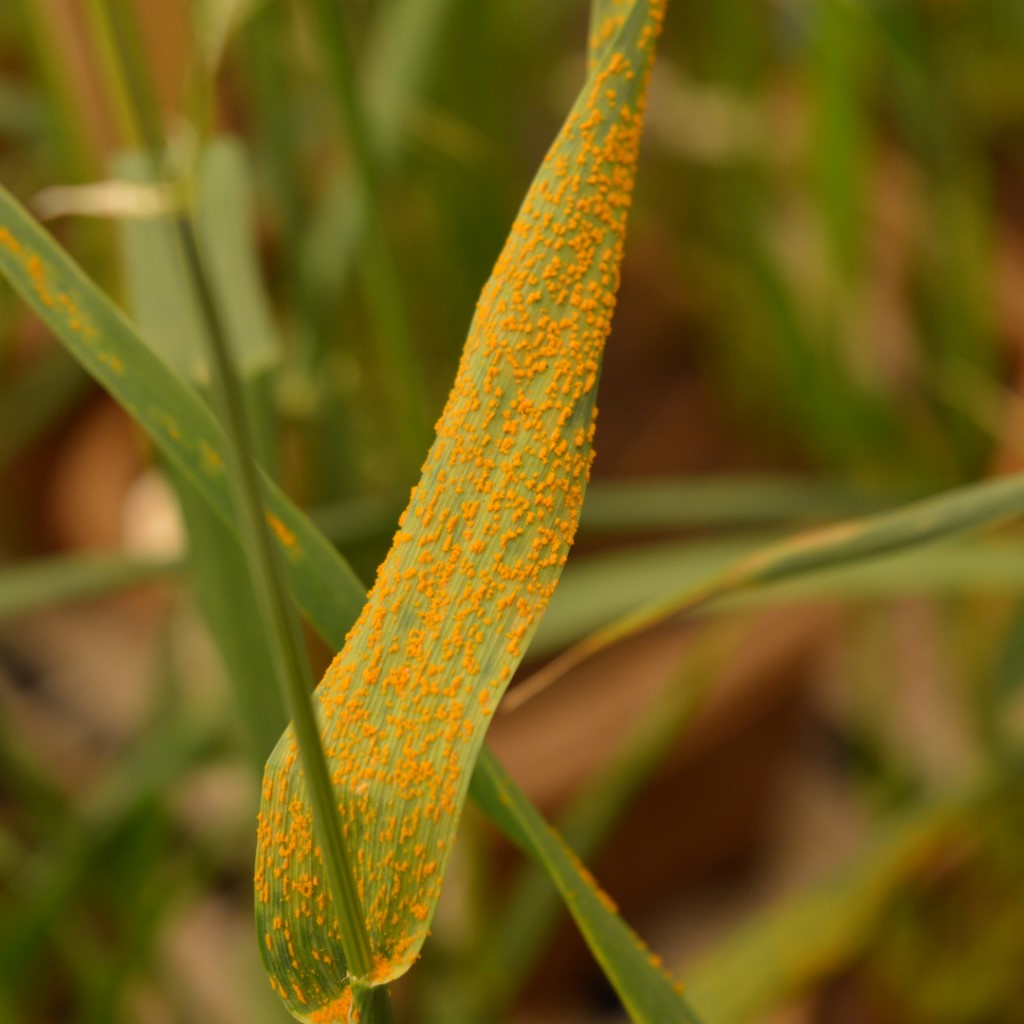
[2,1,1024,1022]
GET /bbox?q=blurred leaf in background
[2,0,1024,1022]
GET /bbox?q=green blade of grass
[470,748,702,1024]
[0,551,181,621]
[114,136,288,768]
[255,0,682,1015]
[194,138,282,377]
[301,0,455,315]
[717,537,1024,608]
[240,0,325,386]
[174,465,290,768]
[308,474,876,555]
[473,626,730,1021]
[301,0,432,460]
[187,197,383,1012]
[116,139,281,380]
[811,0,872,280]
[533,533,1024,660]
[576,474,884,534]
[115,152,208,376]
[515,472,1024,706]
[532,534,778,658]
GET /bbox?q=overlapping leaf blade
[254,0,669,1016]
[471,747,701,1024]
[519,473,1024,702]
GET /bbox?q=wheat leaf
[254,0,669,1015]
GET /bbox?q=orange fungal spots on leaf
[0,227,22,254]
[25,254,54,308]
[199,440,223,475]
[97,350,125,375]
[307,991,352,1024]
[256,3,666,1019]
[267,512,300,551]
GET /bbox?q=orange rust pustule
[0,229,96,341]
[307,991,353,1023]
[267,511,300,551]
[255,2,667,1017]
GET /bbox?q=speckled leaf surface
[254,1,667,1018]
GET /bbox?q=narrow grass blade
[301,0,432,458]
[115,136,289,769]
[172,468,288,766]
[470,747,701,1024]
[0,552,180,621]
[180,182,386,1011]
[811,0,872,278]
[533,534,1024,659]
[116,139,281,380]
[194,138,281,376]
[576,474,883,534]
[531,534,780,659]
[474,628,731,1020]
[516,472,1024,705]
[255,0,674,1015]
[115,152,208,376]
[717,538,1024,608]
[301,0,454,309]
[306,475,878,555]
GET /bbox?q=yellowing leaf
[255,1,667,1017]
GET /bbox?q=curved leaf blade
[516,472,1024,706]
[471,747,702,1024]
[255,0,669,1015]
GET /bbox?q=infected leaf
[254,1,668,1017]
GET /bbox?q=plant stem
[94,2,392,1014]
[173,211,379,985]
[82,0,141,148]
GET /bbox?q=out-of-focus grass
[1,1,1024,1022]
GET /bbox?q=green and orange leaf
[254,0,668,1016]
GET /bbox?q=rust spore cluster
[255,2,666,1019]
